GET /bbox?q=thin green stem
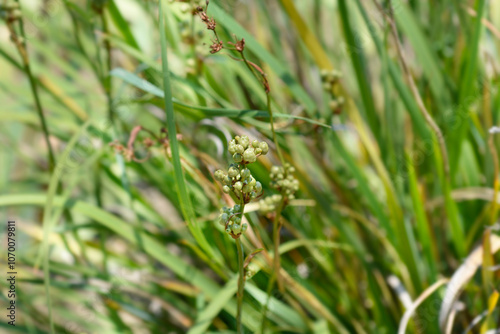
[234,191,247,333]
[240,52,285,167]
[235,237,245,334]
[6,3,56,171]
[100,10,114,123]
[266,93,285,167]
[65,4,101,79]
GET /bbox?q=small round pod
[235,144,245,154]
[243,148,257,163]
[239,136,250,149]
[232,224,242,234]
[234,181,243,191]
[259,142,269,155]
[214,169,225,181]
[228,166,239,178]
[241,168,251,180]
[255,181,262,193]
[233,153,243,163]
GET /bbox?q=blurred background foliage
[1,0,500,333]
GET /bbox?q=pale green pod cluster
[228,135,268,164]
[270,163,299,200]
[258,194,283,214]
[214,135,268,237]
[321,69,342,92]
[215,163,263,203]
[218,205,248,237]
[258,163,299,214]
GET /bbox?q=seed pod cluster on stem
[258,162,299,213]
[214,135,268,238]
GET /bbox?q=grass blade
[158,1,215,259]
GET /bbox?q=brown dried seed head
[199,12,208,22]
[235,38,245,52]
[206,18,216,30]
[209,40,223,54]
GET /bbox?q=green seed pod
[223,176,232,185]
[225,227,231,233]
[234,204,241,212]
[249,177,256,187]
[241,223,248,232]
[223,185,230,193]
[234,181,243,191]
[232,224,242,234]
[255,181,262,193]
[235,144,245,154]
[234,216,241,224]
[242,184,252,193]
[271,166,280,174]
[214,169,225,181]
[233,153,243,163]
[243,148,257,163]
[252,140,259,148]
[255,148,262,155]
[228,166,239,178]
[239,135,250,148]
[259,142,269,154]
[241,168,250,179]
[228,144,236,154]
[250,191,257,199]
[220,213,228,222]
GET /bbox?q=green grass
[0,0,500,333]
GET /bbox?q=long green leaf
[158,1,215,259]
